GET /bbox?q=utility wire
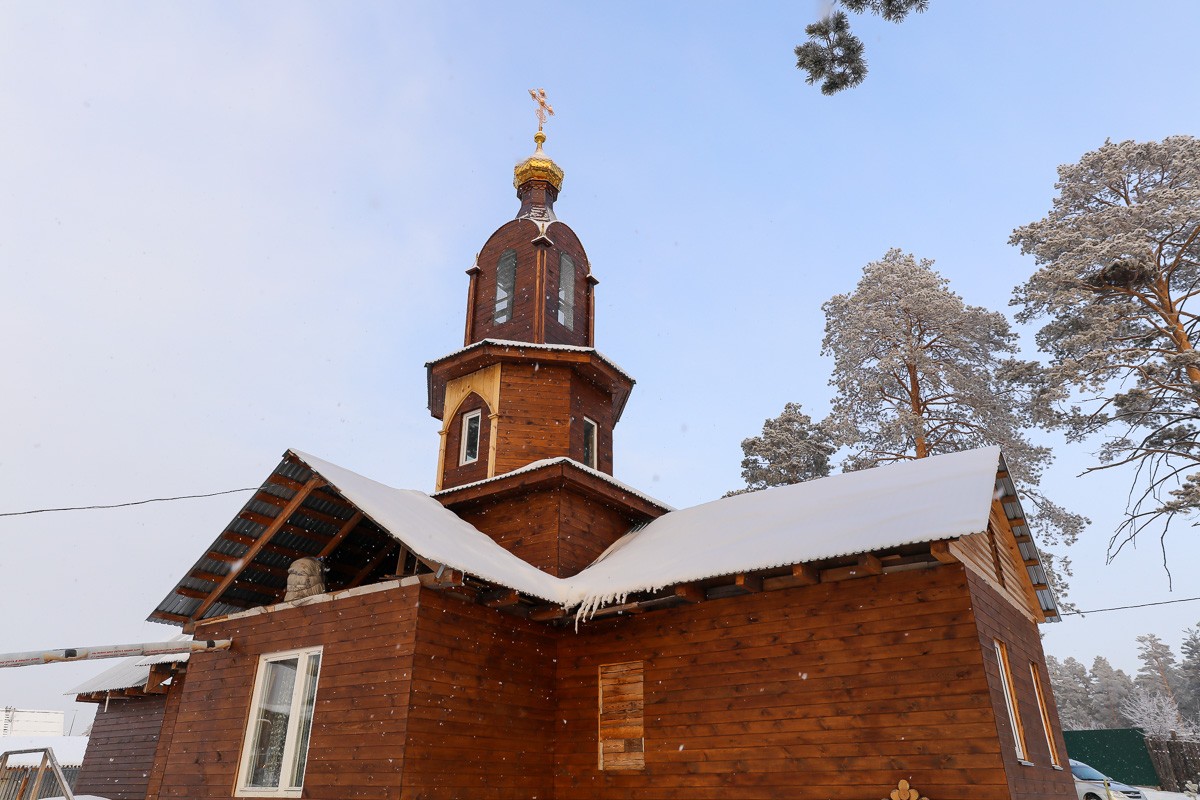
[1063,595,1200,616]
[0,487,256,518]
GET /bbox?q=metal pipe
[0,639,231,669]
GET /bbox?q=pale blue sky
[3,2,1200,721]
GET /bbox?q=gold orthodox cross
[529,88,554,131]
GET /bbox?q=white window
[460,409,482,465]
[557,252,576,329]
[237,647,322,797]
[1030,662,1061,767]
[583,417,598,469]
[994,639,1027,761]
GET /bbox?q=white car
[1069,759,1146,800]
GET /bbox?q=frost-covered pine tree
[822,249,1086,570]
[1091,656,1136,728]
[1011,136,1200,560]
[1047,655,1098,730]
[1121,685,1196,740]
[1179,626,1200,722]
[1136,633,1185,703]
[727,403,834,496]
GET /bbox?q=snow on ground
[1140,790,1191,800]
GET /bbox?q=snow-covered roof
[291,451,564,603]
[432,456,674,511]
[425,338,634,383]
[291,447,1010,616]
[0,736,89,767]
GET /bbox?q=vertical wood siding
[75,694,167,800]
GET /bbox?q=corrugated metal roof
[995,454,1061,623]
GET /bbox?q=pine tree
[1011,137,1200,563]
[1047,655,1097,730]
[1090,656,1135,728]
[1136,633,1184,702]
[727,403,834,496]
[821,249,1086,563]
[1179,625,1200,722]
[794,1,929,94]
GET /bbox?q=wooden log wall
[494,363,574,474]
[146,583,421,800]
[74,694,167,800]
[401,589,558,800]
[556,564,1014,800]
[455,486,639,578]
[967,571,1076,800]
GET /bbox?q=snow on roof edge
[424,338,634,383]
[286,447,1011,621]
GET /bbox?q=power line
[1063,595,1200,616]
[0,488,256,518]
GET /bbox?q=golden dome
[514,131,564,191]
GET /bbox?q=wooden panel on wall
[147,584,420,800]
[555,564,1014,800]
[599,661,644,770]
[75,694,167,800]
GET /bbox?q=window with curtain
[237,647,322,797]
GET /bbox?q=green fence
[1063,729,1161,787]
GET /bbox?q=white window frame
[582,417,598,469]
[1030,662,1061,767]
[235,646,323,798]
[994,639,1027,762]
[460,409,482,465]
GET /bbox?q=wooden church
[117,108,1077,800]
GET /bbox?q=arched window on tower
[494,249,517,324]
[557,252,576,330]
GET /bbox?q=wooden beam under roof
[192,474,326,620]
[317,511,364,559]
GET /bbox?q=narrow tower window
[460,409,482,465]
[557,252,576,329]
[583,417,598,469]
[494,249,517,324]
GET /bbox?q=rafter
[192,475,326,620]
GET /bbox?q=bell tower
[426,92,667,578]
